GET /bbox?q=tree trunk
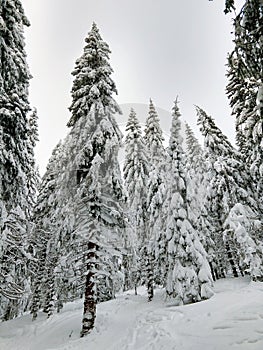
[147,253,154,302]
[209,262,216,282]
[225,242,239,277]
[122,254,130,292]
[80,241,97,337]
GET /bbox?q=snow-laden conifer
[60,23,126,336]
[123,108,149,243]
[123,108,150,297]
[184,123,216,277]
[0,0,38,320]
[184,123,207,227]
[144,99,166,165]
[144,99,167,290]
[196,106,262,279]
[29,142,63,320]
[165,100,213,304]
[226,0,263,211]
[223,203,263,280]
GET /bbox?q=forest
[0,0,262,342]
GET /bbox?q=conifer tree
[144,99,167,290]
[165,100,213,304]
[123,109,149,246]
[124,108,149,225]
[184,123,207,227]
[196,106,262,279]
[184,123,216,276]
[29,142,63,320]
[26,108,40,211]
[144,99,166,165]
[123,108,150,297]
[226,0,263,210]
[63,23,126,336]
[223,203,263,280]
[0,0,37,320]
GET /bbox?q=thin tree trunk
[122,254,130,292]
[80,241,97,337]
[209,262,216,282]
[147,253,154,302]
[225,242,238,277]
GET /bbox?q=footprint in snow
[213,325,233,330]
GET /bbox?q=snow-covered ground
[1,277,263,350]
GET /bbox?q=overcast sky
[22,0,236,174]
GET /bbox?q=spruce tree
[64,23,126,336]
[124,108,149,222]
[0,0,37,320]
[123,108,150,297]
[29,142,63,320]
[165,100,213,304]
[226,0,263,210]
[184,122,207,228]
[223,203,263,280]
[144,99,166,165]
[144,99,167,290]
[196,106,262,279]
[184,123,216,277]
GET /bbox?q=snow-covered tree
[123,108,149,243]
[144,99,166,165]
[165,100,213,304]
[26,108,40,211]
[123,108,150,297]
[197,106,262,279]
[223,203,263,280]
[184,122,207,227]
[226,0,263,210]
[144,99,167,290]
[0,0,38,320]
[63,23,126,336]
[29,142,63,320]
[184,123,216,277]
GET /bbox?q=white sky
[22,0,236,174]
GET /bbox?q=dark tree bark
[209,262,217,282]
[146,252,154,302]
[80,241,97,337]
[225,242,239,277]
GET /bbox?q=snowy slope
[1,277,263,350]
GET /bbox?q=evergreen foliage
[184,122,206,227]
[165,100,213,304]
[123,108,150,296]
[53,23,126,336]
[30,23,127,336]
[0,0,38,320]
[223,203,263,280]
[144,100,167,289]
[197,106,262,279]
[29,142,63,320]
[1,0,263,335]
[226,0,263,209]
